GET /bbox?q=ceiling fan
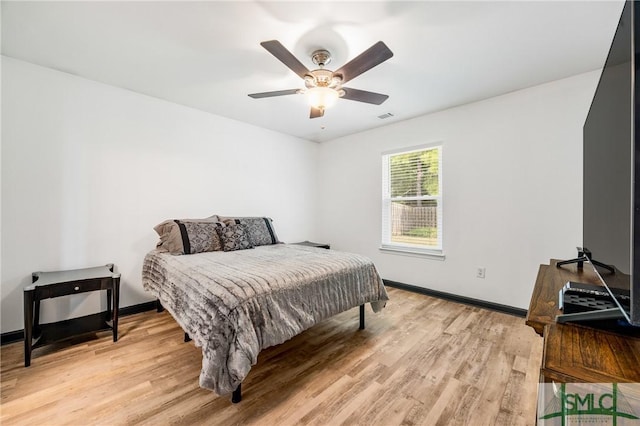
[248,40,393,119]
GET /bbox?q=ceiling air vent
[377,113,394,119]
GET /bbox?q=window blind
[381,144,443,254]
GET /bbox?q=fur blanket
[142,244,388,395]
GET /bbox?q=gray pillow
[179,221,225,254]
[216,223,254,252]
[219,216,280,246]
[154,217,223,254]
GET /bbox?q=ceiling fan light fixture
[306,86,341,109]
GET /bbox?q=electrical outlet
[476,267,486,279]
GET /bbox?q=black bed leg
[359,304,365,330]
[232,384,242,403]
[156,299,164,313]
[184,332,192,342]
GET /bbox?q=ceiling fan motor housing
[304,69,342,89]
[305,49,343,91]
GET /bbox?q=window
[381,144,443,256]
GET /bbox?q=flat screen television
[582,0,639,327]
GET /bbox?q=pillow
[178,221,225,254]
[216,223,254,252]
[219,216,280,246]
[154,218,223,254]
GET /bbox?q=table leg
[33,299,41,338]
[112,274,120,342]
[106,288,112,320]
[23,290,34,367]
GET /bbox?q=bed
[141,241,388,402]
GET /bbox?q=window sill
[379,245,445,261]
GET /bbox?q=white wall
[317,71,600,309]
[1,57,318,333]
[1,54,600,333]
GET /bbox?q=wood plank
[0,288,542,425]
[541,322,640,383]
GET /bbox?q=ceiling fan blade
[260,40,310,79]
[334,41,393,84]
[341,88,389,105]
[310,107,324,119]
[248,89,300,99]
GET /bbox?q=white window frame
[380,143,444,259]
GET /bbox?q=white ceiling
[1,1,625,142]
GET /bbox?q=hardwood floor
[0,287,543,425]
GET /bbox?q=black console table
[24,264,121,367]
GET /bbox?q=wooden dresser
[526,260,640,383]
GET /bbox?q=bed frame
[156,300,366,403]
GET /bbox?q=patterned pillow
[216,223,254,252]
[154,218,223,254]
[179,221,225,254]
[220,217,280,246]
